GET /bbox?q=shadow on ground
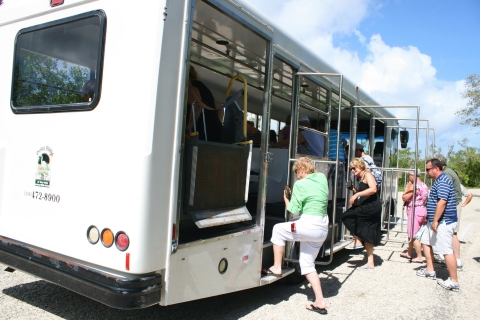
[2,241,388,319]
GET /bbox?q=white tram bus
[0,0,406,309]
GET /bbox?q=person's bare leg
[266,244,284,275]
[422,244,434,272]
[347,236,362,248]
[452,234,460,261]
[444,253,458,282]
[413,239,423,260]
[364,242,374,268]
[354,236,363,247]
[407,239,414,257]
[305,272,326,310]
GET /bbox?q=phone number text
[24,191,61,203]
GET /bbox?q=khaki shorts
[420,221,456,256]
[454,203,462,233]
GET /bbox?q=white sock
[457,259,462,266]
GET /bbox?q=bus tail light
[87,226,99,244]
[115,232,129,251]
[50,0,64,7]
[126,253,130,270]
[172,224,176,240]
[101,229,114,247]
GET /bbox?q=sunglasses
[426,167,434,172]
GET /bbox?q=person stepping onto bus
[416,159,459,291]
[401,169,428,263]
[263,157,329,314]
[341,158,382,270]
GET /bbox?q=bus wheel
[287,264,305,285]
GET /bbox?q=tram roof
[230,0,396,121]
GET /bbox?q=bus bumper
[0,236,162,309]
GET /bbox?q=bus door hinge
[264,152,274,163]
[171,240,178,254]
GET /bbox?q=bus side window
[11,11,106,113]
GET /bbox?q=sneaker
[436,261,463,271]
[416,268,436,279]
[437,277,459,292]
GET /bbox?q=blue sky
[244,0,480,153]
[353,0,480,81]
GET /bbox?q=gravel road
[1,192,480,320]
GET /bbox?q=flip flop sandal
[411,258,424,263]
[262,268,281,277]
[356,266,373,271]
[306,304,328,315]
[346,245,364,250]
[400,253,411,259]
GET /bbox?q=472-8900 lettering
[29,191,60,203]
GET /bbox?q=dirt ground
[1,191,479,319]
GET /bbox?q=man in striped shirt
[416,158,459,291]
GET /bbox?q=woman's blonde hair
[350,158,366,171]
[293,157,316,174]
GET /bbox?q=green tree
[397,147,425,188]
[446,138,480,187]
[456,74,480,129]
[13,51,89,107]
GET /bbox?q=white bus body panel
[165,228,263,305]
[0,0,174,276]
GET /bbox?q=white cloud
[244,0,475,150]
[248,0,370,36]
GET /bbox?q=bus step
[323,240,352,256]
[260,267,294,286]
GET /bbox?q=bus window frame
[10,10,107,114]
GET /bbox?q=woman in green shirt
[263,157,329,314]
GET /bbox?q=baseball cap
[298,114,310,123]
[355,143,364,151]
[435,154,447,166]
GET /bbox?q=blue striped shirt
[426,173,457,224]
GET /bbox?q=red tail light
[115,232,129,251]
[50,0,64,7]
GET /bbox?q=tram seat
[251,148,289,203]
[373,142,384,167]
[183,87,253,228]
[184,138,252,228]
[221,92,246,144]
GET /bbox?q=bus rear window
[11,11,106,113]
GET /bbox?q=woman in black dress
[341,157,382,270]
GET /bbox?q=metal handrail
[284,72,344,267]
[299,102,329,117]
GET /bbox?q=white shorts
[271,215,329,275]
[454,203,462,233]
[420,221,456,256]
